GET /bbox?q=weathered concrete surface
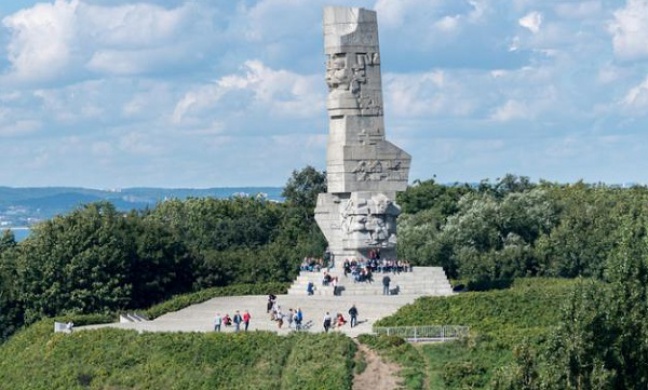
[316,7,411,265]
[79,294,419,338]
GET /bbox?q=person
[322,272,331,286]
[223,313,232,327]
[336,313,347,328]
[307,281,315,296]
[214,313,222,332]
[348,304,358,328]
[275,306,284,328]
[233,310,242,332]
[382,274,391,295]
[294,308,303,331]
[243,310,251,331]
[323,312,332,333]
[343,259,351,277]
[267,294,276,313]
[332,277,339,296]
[287,308,294,329]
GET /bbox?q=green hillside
[373,278,579,389]
[0,319,355,390]
[0,278,576,390]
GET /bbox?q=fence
[372,325,470,342]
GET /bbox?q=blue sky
[0,0,647,189]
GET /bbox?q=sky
[0,0,647,189]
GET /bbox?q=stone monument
[315,6,411,265]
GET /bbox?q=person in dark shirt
[382,275,391,295]
[348,304,358,328]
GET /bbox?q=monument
[315,6,411,265]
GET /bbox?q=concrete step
[287,266,453,297]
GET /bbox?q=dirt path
[353,343,402,390]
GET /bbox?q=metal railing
[372,325,470,342]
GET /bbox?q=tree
[282,165,327,210]
[540,211,648,389]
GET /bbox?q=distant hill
[0,186,283,228]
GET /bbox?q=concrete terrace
[81,267,453,338]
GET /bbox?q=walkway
[82,294,419,337]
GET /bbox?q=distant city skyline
[1,0,647,188]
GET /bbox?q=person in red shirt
[243,310,251,331]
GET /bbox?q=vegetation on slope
[373,278,579,389]
[0,318,355,390]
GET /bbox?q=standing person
[287,308,294,329]
[233,310,242,332]
[382,274,391,295]
[323,312,332,333]
[243,310,251,331]
[267,294,276,313]
[294,308,303,331]
[214,313,222,332]
[307,281,315,295]
[348,304,358,328]
[275,306,284,329]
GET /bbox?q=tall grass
[373,278,580,389]
[0,316,355,390]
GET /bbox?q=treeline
[395,174,648,388]
[0,166,327,341]
[2,167,648,347]
[397,175,648,287]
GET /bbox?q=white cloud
[374,0,423,28]
[490,99,531,121]
[435,15,460,32]
[119,131,162,155]
[555,1,602,19]
[2,0,78,82]
[519,11,542,34]
[1,1,216,82]
[622,76,648,111]
[0,120,41,137]
[609,0,648,61]
[173,60,322,125]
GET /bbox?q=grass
[0,277,583,389]
[372,277,581,389]
[0,317,355,390]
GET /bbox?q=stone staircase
[287,266,453,297]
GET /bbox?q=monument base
[315,191,399,272]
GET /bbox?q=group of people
[267,294,305,330]
[343,257,411,281]
[299,256,326,272]
[321,272,342,295]
[213,310,251,332]
[323,304,359,332]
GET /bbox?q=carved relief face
[326,55,351,91]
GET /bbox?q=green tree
[281,165,327,210]
[540,212,648,389]
[541,279,615,389]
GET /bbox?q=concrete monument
[315,6,411,264]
